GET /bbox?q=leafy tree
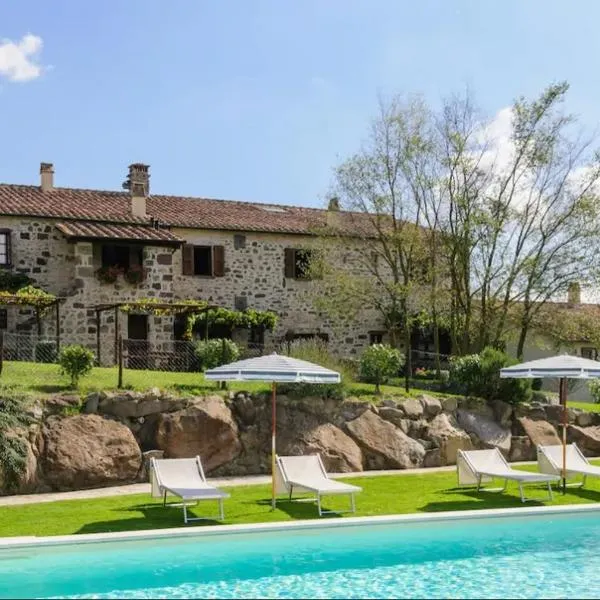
[359,344,404,394]
[195,338,240,370]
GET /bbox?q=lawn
[0,360,452,401]
[2,465,600,538]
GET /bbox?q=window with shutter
[0,230,11,266]
[182,244,194,275]
[284,248,296,278]
[213,245,225,277]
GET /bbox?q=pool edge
[1,502,599,550]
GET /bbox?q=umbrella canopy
[205,353,341,509]
[500,355,600,380]
[204,353,341,384]
[500,354,600,492]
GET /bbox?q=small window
[581,347,597,360]
[234,296,248,311]
[284,248,319,280]
[369,332,384,345]
[193,246,213,276]
[0,230,11,266]
[0,309,7,329]
[234,234,246,249]
[101,244,142,270]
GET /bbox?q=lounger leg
[163,490,167,507]
[546,481,553,502]
[317,493,322,517]
[289,484,293,501]
[183,502,188,524]
[350,493,356,514]
[582,475,587,489]
[219,498,224,521]
[476,475,482,492]
[519,482,525,503]
[502,479,508,492]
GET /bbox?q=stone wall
[4,390,600,495]
[0,215,386,357]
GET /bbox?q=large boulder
[0,429,39,494]
[425,413,473,465]
[99,391,187,419]
[378,406,406,428]
[399,398,424,420]
[345,410,425,469]
[517,417,561,447]
[39,415,141,490]
[155,396,241,471]
[509,436,535,462]
[457,409,511,455]
[568,425,600,456]
[419,395,442,417]
[284,423,363,472]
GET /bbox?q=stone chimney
[123,163,149,218]
[328,196,340,211]
[326,196,342,229]
[568,281,581,305]
[40,162,54,192]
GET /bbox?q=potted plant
[124,264,146,284]
[95,265,122,284]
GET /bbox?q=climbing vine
[0,285,57,310]
[184,308,278,340]
[117,298,278,341]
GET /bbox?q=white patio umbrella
[204,353,341,508]
[500,354,600,492]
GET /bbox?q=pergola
[91,300,218,364]
[0,291,62,347]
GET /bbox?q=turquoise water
[1,511,599,599]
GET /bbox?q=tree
[312,95,442,391]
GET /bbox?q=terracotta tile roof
[0,184,373,236]
[55,221,183,245]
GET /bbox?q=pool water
[1,510,598,599]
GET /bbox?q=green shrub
[280,338,353,399]
[449,346,531,404]
[589,379,600,404]
[195,338,240,371]
[35,341,57,363]
[0,385,34,492]
[359,344,404,394]
[59,345,95,388]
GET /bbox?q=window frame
[0,229,12,267]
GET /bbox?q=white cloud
[0,34,45,82]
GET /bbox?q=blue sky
[1,0,599,208]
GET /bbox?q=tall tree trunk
[403,304,412,393]
[432,315,441,378]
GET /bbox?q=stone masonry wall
[0,215,386,358]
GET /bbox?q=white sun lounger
[537,443,600,488]
[150,456,230,523]
[275,454,362,516]
[457,448,559,503]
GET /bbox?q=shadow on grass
[76,502,222,535]
[556,487,600,502]
[255,498,338,520]
[420,488,545,512]
[29,384,73,394]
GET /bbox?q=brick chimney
[568,281,581,305]
[123,163,149,218]
[40,162,54,192]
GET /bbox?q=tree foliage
[59,345,95,388]
[359,344,404,394]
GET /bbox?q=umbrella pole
[271,380,277,510]
[560,377,567,494]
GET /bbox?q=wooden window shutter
[284,248,296,278]
[182,244,194,275]
[213,245,225,277]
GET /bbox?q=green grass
[0,360,454,400]
[569,401,600,413]
[2,465,600,538]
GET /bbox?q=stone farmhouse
[0,162,395,364]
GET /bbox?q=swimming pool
[1,505,598,599]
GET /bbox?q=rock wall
[3,389,600,496]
